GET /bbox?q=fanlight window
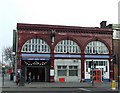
[84,41,109,54]
[21,39,50,53]
[54,40,81,53]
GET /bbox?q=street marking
[79,88,91,92]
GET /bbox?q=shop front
[85,59,110,82]
[54,54,81,82]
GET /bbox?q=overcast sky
[0,0,119,61]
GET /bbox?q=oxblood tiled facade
[16,23,113,82]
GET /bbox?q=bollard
[111,80,117,90]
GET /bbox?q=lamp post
[91,60,94,86]
[2,52,5,86]
[12,52,16,82]
[2,52,3,86]
[118,42,120,90]
[2,65,5,86]
[89,60,94,86]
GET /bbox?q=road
[2,91,119,93]
[1,91,119,93]
[2,87,119,93]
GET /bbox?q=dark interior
[27,67,45,82]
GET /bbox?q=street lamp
[2,52,4,86]
[12,52,16,82]
[118,44,120,90]
[89,60,95,86]
[2,65,5,86]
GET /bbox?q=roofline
[17,23,112,31]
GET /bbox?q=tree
[2,46,13,64]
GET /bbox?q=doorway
[26,67,45,82]
[93,69,102,82]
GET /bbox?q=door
[93,70,102,82]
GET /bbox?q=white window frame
[57,65,78,76]
[85,41,109,54]
[21,38,50,53]
[54,40,81,53]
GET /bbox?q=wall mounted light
[51,30,55,45]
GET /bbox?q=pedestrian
[28,72,31,84]
[16,72,20,85]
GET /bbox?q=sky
[0,0,119,61]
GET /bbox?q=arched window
[21,38,50,53]
[54,40,81,53]
[84,41,109,54]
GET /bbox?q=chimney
[106,24,113,29]
[100,21,107,28]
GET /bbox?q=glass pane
[22,39,50,53]
[25,45,28,51]
[58,66,61,69]
[38,45,40,51]
[35,39,37,43]
[85,41,109,54]
[62,66,67,69]
[74,66,78,69]
[69,70,78,76]
[29,45,31,51]
[58,70,67,76]
[93,71,96,75]
[54,40,80,53]
[98,77,101,81]
[98,71,101,75]
[69,66,73,69]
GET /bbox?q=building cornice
[17,23,113,35]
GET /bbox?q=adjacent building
[13,21,113,82]
[107,24,120,81]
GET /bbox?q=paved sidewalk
[1,75,116,91]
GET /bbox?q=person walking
[28,72,31,84]
[16,72,20,85]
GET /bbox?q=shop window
[86,60,108,75]
[86,61,89,72]
[69,66,78,76]
[57,65,78,76]
[57,66,67,76]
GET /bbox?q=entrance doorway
[26,67,45,82]
[93,69,102,82]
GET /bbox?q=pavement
[1,74,119,92]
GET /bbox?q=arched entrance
[21,38,50,82]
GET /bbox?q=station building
[14,21,113,82]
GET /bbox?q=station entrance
[22,59,50,82]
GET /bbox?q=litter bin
[111,80,117,90]
[19,76,25,86]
